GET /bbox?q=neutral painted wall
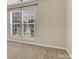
[8,0,67,48]
[66,0,72,56]
[36,0,66,48]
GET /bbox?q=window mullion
[20,8,23,37]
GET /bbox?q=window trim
[10,6,36,39]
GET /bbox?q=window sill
[10,35,39,41]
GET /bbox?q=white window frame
[10,6,36,39]
[10,9,22,36]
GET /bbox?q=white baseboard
[66,49,72,58]
[8,39,66,50]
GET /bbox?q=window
[10,6,36,38]
[10,10,22,36]
[22,7,35,38]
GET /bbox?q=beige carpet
[7,41,71,59]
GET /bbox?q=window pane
[22,6,36,37]
[23,7,35,16]
[29,24,34,29]
[22,24,31,37]
[22,6,35,24]
[22,24,34,37]
[29,24,34,37]
[12,20,21,23]
[29,19,34,23]
[12,11,21,24]
[12,24,21,35]
[23,24,28,32]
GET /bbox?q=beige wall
[36,0,66,48]
[8,0,67,48]
[66,0,72,55]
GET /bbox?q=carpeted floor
[7,41,71,59]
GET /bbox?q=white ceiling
[7,0,34,5]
